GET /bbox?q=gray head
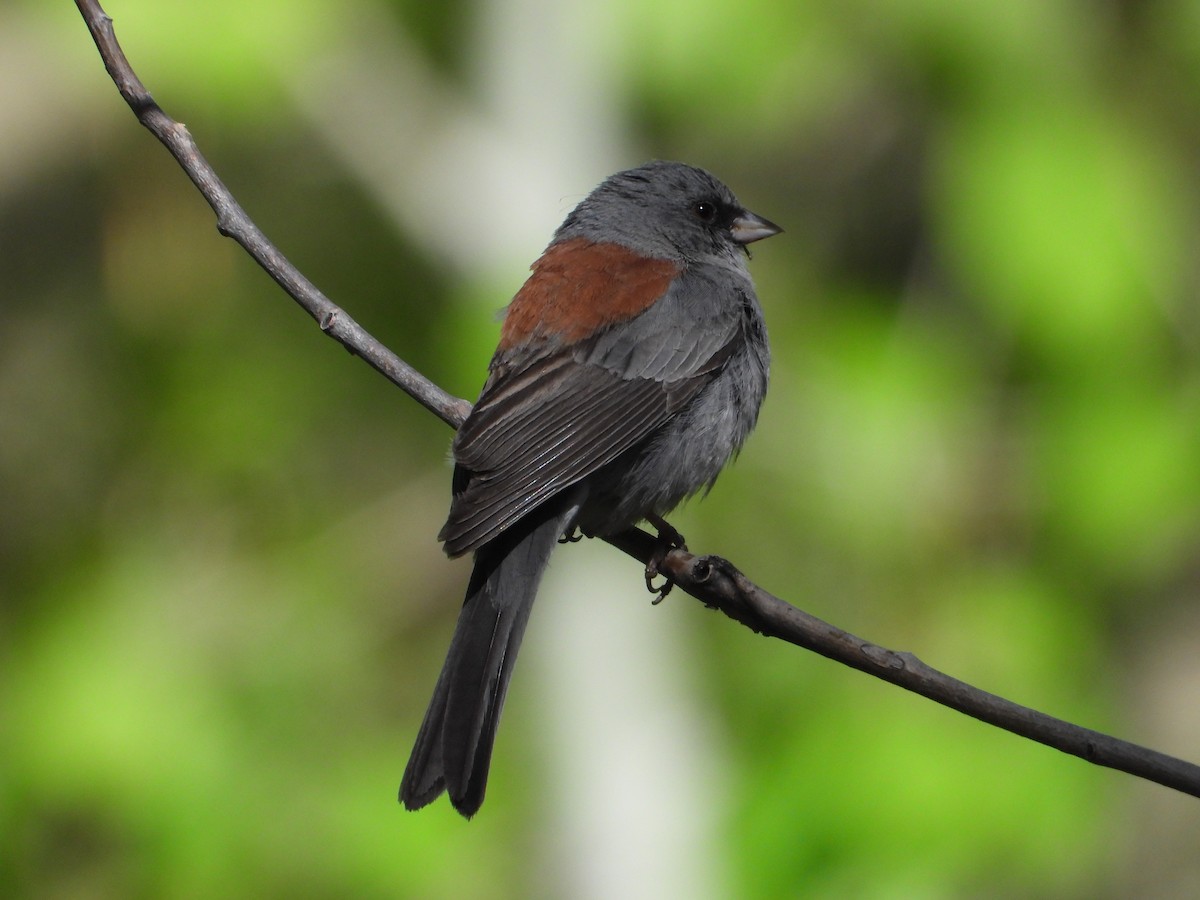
[554,161,781,263]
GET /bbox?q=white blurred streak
[285,0,626,275]
[0,7,115,200]
[533,541,728,900]
[1125,606,1200,897]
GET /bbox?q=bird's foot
[644,514,686,604]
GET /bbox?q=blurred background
[3,0,1200,896]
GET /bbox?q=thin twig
[606,530,1200,797]
[75,0,1200,800]
[73,0,470,430]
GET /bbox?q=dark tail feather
[400,500,576,818]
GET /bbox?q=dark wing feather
[439,355,709,556]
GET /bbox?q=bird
[400,160,781,818]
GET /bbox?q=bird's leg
[644,514,686,604]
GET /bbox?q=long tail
[400,500,576,818]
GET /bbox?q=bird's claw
[644,515,686,604]
[645,567,673,604]
[558,527,584,545]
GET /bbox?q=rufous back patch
[499,238,680,351]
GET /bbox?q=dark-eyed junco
[400,161,781,817]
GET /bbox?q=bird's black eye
[693,201,718,224]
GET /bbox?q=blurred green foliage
[3,0,1200,897]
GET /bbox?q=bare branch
[73,0,471,430]
[606,529,1200,797]
[74,0,1200,800]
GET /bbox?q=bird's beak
[730,210,783,245]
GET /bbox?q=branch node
[860,643,904,671]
